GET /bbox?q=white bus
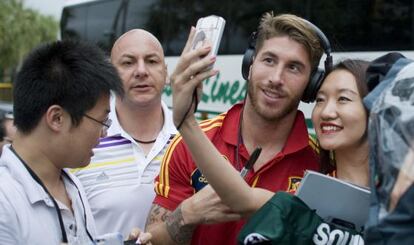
[61,0,414,129]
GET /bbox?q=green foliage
[0,0,58,78]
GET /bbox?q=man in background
[73,29,176,238]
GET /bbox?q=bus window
[61,1,88,41]
[61,0,414,54]
[61,0,414,124]
[85,0,123,51]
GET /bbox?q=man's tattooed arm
[145,204,170,227]
[165,204,195,244]
[145,204,195,245]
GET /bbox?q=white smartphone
[192,15,226,58]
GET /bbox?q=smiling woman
[313,59,370,188]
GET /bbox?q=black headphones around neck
[241,19,333,103]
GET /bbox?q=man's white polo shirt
[0,146,97,244]
[73,99,177,238]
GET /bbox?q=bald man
[73,29,177,238]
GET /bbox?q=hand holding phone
[191,15,225,69]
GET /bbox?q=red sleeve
[153,134,196,211]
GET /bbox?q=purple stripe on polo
[96,140,131,148]
[100,135,125,142]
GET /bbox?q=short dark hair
[13,39,123,133]
[256,12,324,71]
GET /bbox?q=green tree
[0,0,58,83]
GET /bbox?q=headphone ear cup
[302,68,325,103]
[242,48,254,80]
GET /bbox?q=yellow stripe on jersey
[70,157,135,173]
[154,155,164,161]
[156,115,225,198]
[308,134,320,154]
[251,175,260,188]
[157,134,183,197]
[199,114,225,127]
[200,122,225,132]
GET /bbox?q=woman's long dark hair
[319,59,370,174]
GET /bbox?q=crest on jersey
[287,176,302,193]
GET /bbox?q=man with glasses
[73,29,176,238]
[0,40,123,244]
[83,114,112,134]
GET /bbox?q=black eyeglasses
[83,114,112,130]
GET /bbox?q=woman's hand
[171,27,219,129]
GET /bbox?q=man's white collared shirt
[0,146,97,245]
[73,98,177,237]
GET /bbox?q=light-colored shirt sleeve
[0,191,20,244]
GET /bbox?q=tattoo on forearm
[166,205,195,244]
[145,204,170,228]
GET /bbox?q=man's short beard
[247,81,300,122]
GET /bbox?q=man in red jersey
[144,12,323,245]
